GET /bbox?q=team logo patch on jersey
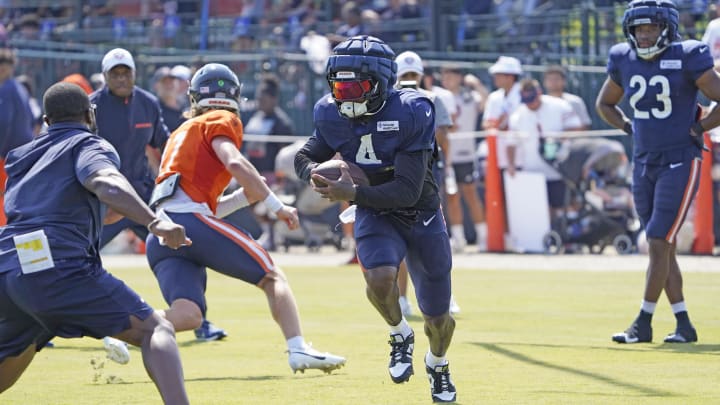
[660,60,682,70]
[377,121,399,131]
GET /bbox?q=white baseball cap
[102,48,135,72]
[395,51,424,77]
[488,56,523,75]
[170,65,191,81]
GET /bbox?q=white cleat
[450,238,466,254]
[103,336,130,365]
[288,345,346,374]
[449,296,461,315]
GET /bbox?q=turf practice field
[3,252,720,404]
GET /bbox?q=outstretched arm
[212,135,299,229]
[83,168,190,248]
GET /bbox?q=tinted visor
[331,80,372,101]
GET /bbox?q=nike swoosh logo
[426,109,431,117]
[423,215,436,226]
[669,162,683,169]
[292,352,327,360]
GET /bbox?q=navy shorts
[453,162,479,184]
[0,259,153,362]
[354,207,453,316]
[146,212,275,316]
[633,158,701,243]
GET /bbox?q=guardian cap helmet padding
[623,0,680,60]
[326,35,397,118]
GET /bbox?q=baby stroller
[273,140,345,252]
[541,138,640,255]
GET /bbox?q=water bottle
[445,167,458,195]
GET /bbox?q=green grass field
[3,262,720,405]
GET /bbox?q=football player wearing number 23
[596,0,720,345]
[295,36,457,403]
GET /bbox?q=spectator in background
[230,31,257,75]
[702,3,720,60]
[243,74,294,251]
[441,65,489,252]
[89,72,105,90]
[62,73,94,95]
[92,48,169,250]
[482,56,524,252]
[326,2,366,47]
[170,65,191,109]
[0,48,34,226]
[543,65,592,130]
[14,75,42,135]
[13,13,41,41]
[507,78,581,217]
[380,0,424,43]
[152,66,185,132]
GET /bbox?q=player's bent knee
[168,300,203,331]
[364,266,398,293]
[257,269,289,290]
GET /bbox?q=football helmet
[622,0,679,60]
[188,63,241,110]
[326,35,397,119]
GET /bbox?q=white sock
[389,318,413,338]
[670,301,687,314]
[641,300,656,314]
[287,336,307,350]
[475,223,487,241]
[425,350,447,367]
[451,225,464,241]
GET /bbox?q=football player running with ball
[597,0,720,344]
[295,36,457,403]
[145,63,345,374]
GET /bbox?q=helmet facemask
[627,22,670,60]
[328,71,381,119]
[622,1,679,60]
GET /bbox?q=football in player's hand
[311,160,370,187]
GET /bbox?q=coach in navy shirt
[0,82,190,403]
[90,48,170,247]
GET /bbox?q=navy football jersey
[312,88,439,210]
[607,40,713,164]
[90,86,169,199]
[0,123,121,272]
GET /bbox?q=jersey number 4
[356,134,382,164]
[628,74,671,119]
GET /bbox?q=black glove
[622,121,633,136]
[690,121,710,152]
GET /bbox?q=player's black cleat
[664,326,697,343]
[612,320,652,344]
[388,332,414,383]
[426,363,457,403]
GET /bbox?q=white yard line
[101,248,720,272]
